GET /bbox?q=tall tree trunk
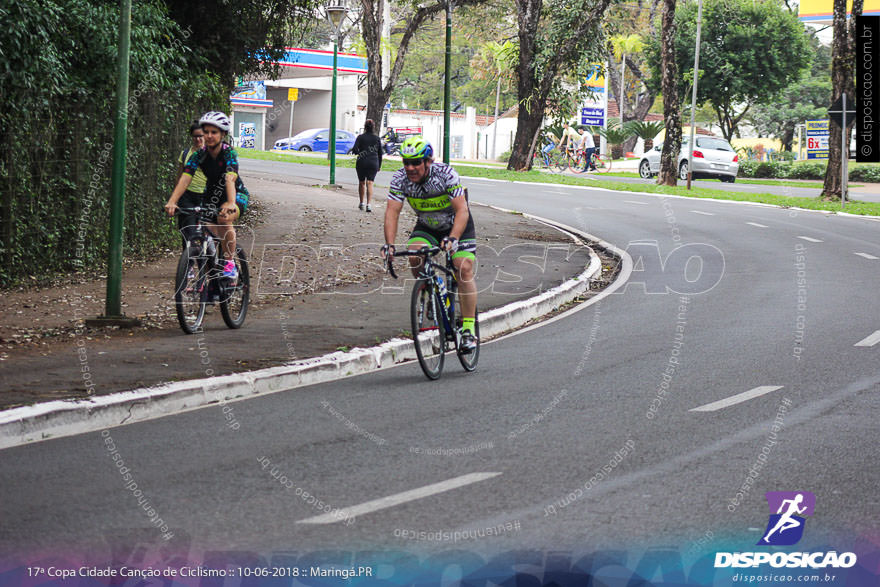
[509,102,546,170]
[361,0,389,128]
[508,0,542,170]
[611,56,656,154]
[360,0,451,135]
[821,0,863,199]
[657,0,681,186]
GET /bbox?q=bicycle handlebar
[384,246,447,280]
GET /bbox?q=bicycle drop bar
[385,246,444,280]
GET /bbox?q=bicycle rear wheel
[220,247,250,329]
[411,278,445,380]
[175,246,206,334]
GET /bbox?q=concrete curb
[0,218,607,450]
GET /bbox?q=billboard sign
[806,119,829,159]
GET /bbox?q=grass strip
[240,150,880,216]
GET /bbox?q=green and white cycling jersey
[388,161,469,232]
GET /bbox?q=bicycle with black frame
[173,206,250,334]
[385,246,480,380]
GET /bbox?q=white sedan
[639,136,739,182]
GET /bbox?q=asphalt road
[2,159,879,572]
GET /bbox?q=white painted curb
[0,219,607,450]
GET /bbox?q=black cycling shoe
[459,331,477,354]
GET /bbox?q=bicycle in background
[173,207,250,334]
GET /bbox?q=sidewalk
[0,171,602,412]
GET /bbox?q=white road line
[691,210,715,216]
[746,222,768,228]
[624,200,650,205]
[854,252,880,260]
[854,330,880,347]
[296,472,502,524]
[690,386,784,412]
[797,236,824,243]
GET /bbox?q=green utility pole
[89,0,140,327]
[442,0,453,163]
[329,36,339,185]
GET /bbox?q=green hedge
[737,160,880,182]
[0,0,225,286]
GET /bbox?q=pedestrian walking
[351,119,383,212]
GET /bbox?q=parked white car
[639,136,739,182]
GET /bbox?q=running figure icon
[758,491,816,546]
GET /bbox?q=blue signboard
[581,107,605,127]
[806,119,829,160]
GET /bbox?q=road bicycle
[566,149,612,174]
[532,146,565,172]
[386,246,480,380]
[173,207,250,334]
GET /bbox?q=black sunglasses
[402,158,424,167]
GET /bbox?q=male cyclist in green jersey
[380,136,478,352]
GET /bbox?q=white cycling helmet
[199,111,231,133]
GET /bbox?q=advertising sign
[239,122,256,150]
[581,62,608,128]
[581,107,605,126]
[805,119,829,159]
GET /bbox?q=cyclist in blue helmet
[380,136,478,352]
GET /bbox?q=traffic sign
[828,93,856,128]
[288,88,299,101]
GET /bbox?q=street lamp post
[326,0,348,186]
[686,0,703,190]
[442,0,453,163]
[87,0,140,328]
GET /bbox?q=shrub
[849,164,880,182]
[498,150,512,163]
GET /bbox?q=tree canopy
[507,0,613,170]
[748,32,832,150]
[645,0,810,142]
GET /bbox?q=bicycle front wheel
[220,247,250,329]
[569,152,586,174]
[593,152,612,173]
[551,153,566,173]
[454,302,480,372]
[175,246,206,334]
[411,279,446,380]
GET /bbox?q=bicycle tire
[569,152,586,174]
[411,278,445,380]
[454,299,480,372]
[592,152,612,173]
[220,247,250,329]
[551,153,566,173]
[175,246,206,334]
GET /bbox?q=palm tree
[597,121,633,159]
[609,34,645,128]
[472,41,517,160]
[628,120,665,152]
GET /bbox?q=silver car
[639,136,739,182]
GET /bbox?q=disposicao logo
[758,491,815,546]
[714,491,858,570]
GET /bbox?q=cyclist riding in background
[541,129,560,162]
[380,136,478,352]
[173,121,207,244]
[559,122,580,155]
[165,111,241,282]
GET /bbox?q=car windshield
[697,137,733,151]
[292,129,319,140]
